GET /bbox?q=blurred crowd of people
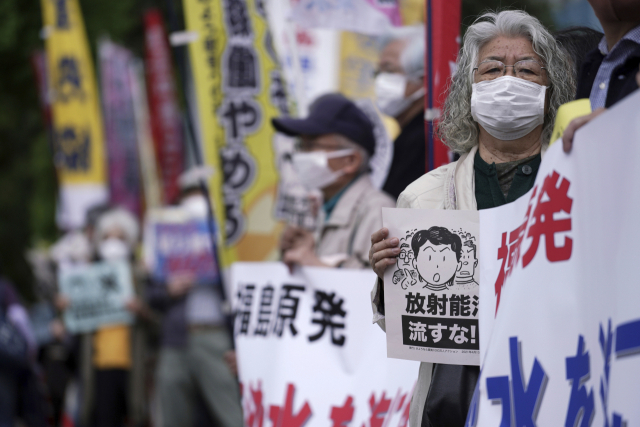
[0,172,242,427]
[1,0,639,426]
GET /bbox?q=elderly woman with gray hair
[368,10,575,427]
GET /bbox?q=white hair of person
[94,207,140,249]
[333,134,371,174]
[378,25,425,79]
[437,10,576,153]
[400,34,425,80]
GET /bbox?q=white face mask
[471,76,547,141]
[374,72,425,117]
[181,195,209,219]
[291,149,355,191]
[98,238,130,261]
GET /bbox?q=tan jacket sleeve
[341,192,396,269]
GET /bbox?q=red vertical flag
[424,0,461,171]
[144,9,184,204]
[31,51,53,135]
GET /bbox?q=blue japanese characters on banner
[467,317,640,427]
[473,92,640,426]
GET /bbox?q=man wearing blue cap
[272,93,395,269]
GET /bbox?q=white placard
[231,262,418,427]
[382,208,480,365]
[59,261,134,333]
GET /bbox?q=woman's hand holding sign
[369,228,400,280]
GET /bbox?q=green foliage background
[0,0,169,300]
[0,0,555,300]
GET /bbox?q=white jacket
[370,146,478,427]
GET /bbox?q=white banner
[231,262,418,427]
[382,208,480,366]
[470,91,640,426]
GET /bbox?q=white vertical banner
[231,262,418,427]
[266,0,341,114]
[469,92,640,426]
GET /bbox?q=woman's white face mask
[471,75,547,141]
[374,72,425,118]
[291,149,354,191]
[98,238,130,262]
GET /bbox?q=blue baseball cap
[271,93,376,156]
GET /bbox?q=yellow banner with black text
[41,0,108,228]
[183,0,289,267]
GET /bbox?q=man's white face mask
[181,195,209,219]
[291,149,355,191]
[471,75,547,141]
[374,72,425,118]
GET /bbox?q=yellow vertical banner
[399,0,425,25]
[339,31,400,140]
[41,0,108,229]
[338,32,378,100]
[183,0,288,267]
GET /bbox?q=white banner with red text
[469,91,640,426]
[231,262,418,427]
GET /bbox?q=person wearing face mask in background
[562,0,640,152]
[147,168,243,427]
[75,207,157,427]
[375,26,428,200]
[368,11,575,427]
[272,93,395,270]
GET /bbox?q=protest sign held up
[382,208,480,365]
[144,207,219,285]
[58,261,134,333]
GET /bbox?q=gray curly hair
[437,10,576,153]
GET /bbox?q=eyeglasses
[472,59,547,82]
[399,251,414,260]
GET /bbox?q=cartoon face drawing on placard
[397,243,413,269]
[449,238,479,291]
[459,240,478,278]
[392,242,419,289]
[411,226,462,291]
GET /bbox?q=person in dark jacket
[374,26,427,200]
[562,0,640,152]
[554,27,604,79]
[0,279,48,427]
[148,170,242,427]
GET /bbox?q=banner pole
[162,0,231,314]
[425,0,435,173]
